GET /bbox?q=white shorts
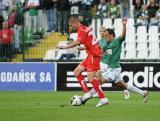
[100,62,108,72]
[101,67,122,83]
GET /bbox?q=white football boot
[96,98,109,107]
[124,90,130,99]
[81,92,92,105]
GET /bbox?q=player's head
[142,5,147,10]
[99,26,106,37]
[110,0,116,5]
[69,16,81,31]
[100,0,105,4]
[2,21,8,29]
[104,28,115,42]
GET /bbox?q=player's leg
[82,55,108,107]
[90,62,108,97]
[90,70,105,97]
[115,68,130,99]
[87,71,108,107]
[124,89,130,99]
[74,64,89,94]
[117,81,149,103]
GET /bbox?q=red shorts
[80,54,101,72]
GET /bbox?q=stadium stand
[0,0,159,62]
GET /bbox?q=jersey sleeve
[77,29,87,44]
[116,36,125,44]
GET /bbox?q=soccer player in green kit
[89,19,148,107]
[94,18,149,107]
[91,26,130,100]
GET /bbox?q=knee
[74,68,80,77]
[99,77,106,85]
[117,82,127,89]
[87,76,93,82]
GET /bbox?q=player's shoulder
[112,36,121,41]
[79,24,90,33]
[111,36,124,45]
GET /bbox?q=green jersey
[98,37,108,64]
[29,8,38,16]
[106,36,124,68]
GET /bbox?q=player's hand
[56,45,66,49]
[122,18,127,25]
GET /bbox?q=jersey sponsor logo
[121,66,160,88]
[66,71,112,88]
[57,63,160,91]
[0,63,56,91]
[106,49,112,55]
[66,67,160,89]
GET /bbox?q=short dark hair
[69,16,79,22]
[105,28,115,37]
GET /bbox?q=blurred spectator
[132,0,144,5]
[135,5,149,27]
[0,21,13,60]
[8,0,16,13]
[150,6,160,26]
[133,0,143,20]
[8,4,16,29]
[68,32,78,41]
[1,0,9,20]
[0,12,4,30]
[108,0,120,19]
[69,0,81,16]
[59,33,78,61]
[80,0,93,26]
[2,0,10,11]
[96,0,108,21]
[147,0,159,5]
[27,0,40,33]
[14,0,24,53]
[52,0,57,32]
[44,0,54,32]
[0,0,6,11]
[147,0,159,18]
[57,0,70,34]
[119,0,130,18]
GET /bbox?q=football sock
[100,97,108,102]
[76,74,89,93]
[90,88,96,96]
[91,79,105,99]
[127,85,144,96]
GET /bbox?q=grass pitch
[0,91,159,121]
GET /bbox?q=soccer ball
[70,95,82,106]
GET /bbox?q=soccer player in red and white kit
[58,16,108,107]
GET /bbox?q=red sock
[91,79,105,99]
[76,74,89,93]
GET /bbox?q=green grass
[0,91,160,121]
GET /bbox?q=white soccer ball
[70,95,82,106]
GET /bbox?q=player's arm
[120,18,127,40]
[57,40,81,49]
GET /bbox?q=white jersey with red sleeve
[77,24,102,57]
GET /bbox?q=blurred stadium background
[0,0,160,121]
[0,0,159,62]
